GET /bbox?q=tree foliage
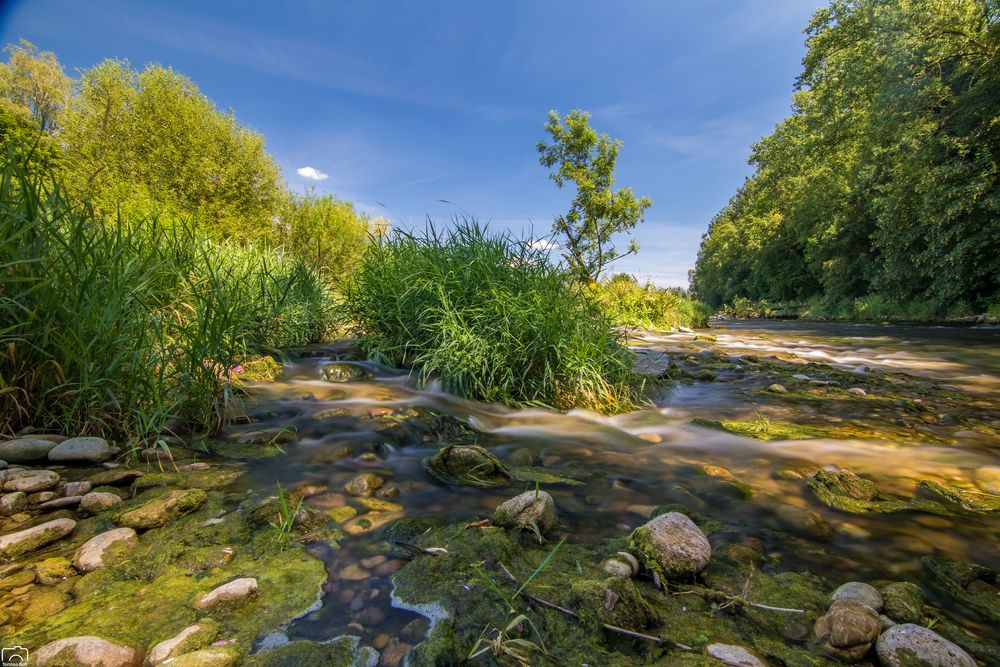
[692,0,1000,313]
[0,40,71,132]
[279,189,371,282]
[538,109,651,284]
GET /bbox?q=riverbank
[716,297,1000,326]
[1,323,998,665]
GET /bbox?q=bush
[343,220,640,412]
[0,161,333,441]
[590,274,710,329]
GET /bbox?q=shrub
[343,220,640,412]
[589,274,710,329]
[0,161,333,440]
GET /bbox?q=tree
[59,59,283,240]
[537,109,651,284]
[279,189,371,282]
[0,40,71,132]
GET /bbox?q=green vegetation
[344,220,642,412]
[590,273,711,330]
[0,162,334,440]
[537,109,651,284]
[693,0,999,318]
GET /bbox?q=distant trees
[692,0,1000,313]
[280,190,371,281]
[538,109,651,284]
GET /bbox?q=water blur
[223,321,1000,645]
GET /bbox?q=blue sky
[1,0,824,286]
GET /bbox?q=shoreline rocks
[0,518,76,558]
[193,577,258,610]
[35,636,142,667]
[627,512,711,578]
[492,490,557,534]
[876,623,975,666]
[73,527,138,572]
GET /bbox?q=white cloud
[529,239,559,251]
[297,166,329,181]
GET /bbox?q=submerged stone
[808,470,951,515]
[880,582,923,624]
[876,623,975,667]
[245,637,378,667]
[321,362,369,383]
[423,444,509,487]
[917,480,1000,512]
[627,511,711,579]
[921,556,1000,622]
[491,490,557,534]
[344,473,384,497]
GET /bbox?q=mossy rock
[650,504,725,535]
[423,444,509,488]
[245,637,377,667]
[691,417,827,441]
[568,576,660,632]
[917,480,1000,512]
[234,355,283,384]
[921,556,1000,623]
[115,488,208,529]
[131,466,244,491]
[808,470,952,515]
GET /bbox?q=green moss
[917,481,1000,512]
[423,444,510,488]
[233,355,283,385]
[693,416,828,441]
[509,466,587,486]
[568,576,660,632]
[115,488,209,529]
[131,466,245,491]
[246,637,377,667]
[921,556,1000,623]
[808,470,953,515]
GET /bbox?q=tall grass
[344,220,640,412]
[589,273,711,330]
[0,161,334,440]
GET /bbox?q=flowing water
[221,321,1000,650]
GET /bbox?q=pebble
[3,469,61,493]
[63,481,93,496]
[705,643,767,667]
[344,473,385,496]
[79,491,123,514]
[0,491,28,515]
[193,577,258,610]
[766,383,788,393]
[35,636,142,667]
[73,527,138,572]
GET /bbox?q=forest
[692,0,999,320]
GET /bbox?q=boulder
[73,527,138,572]
[48,436,114,463]
[35,636,142,667]
[0,491,28,515]
[424,444,509,487]
[3,468,61,493]
[0,437,58,463]
[492,490,557,534]
[813,598,881,662]
[80,491,123,514]
[63,481,93,496]
[627,512,711,578]
[0,518,76,558]
[876,623,975,667]
[831,581,883,612]
[321,362,368,383]
[344,473,384,497]
[147,619,220,665]
[193,577,258,610]
[37,495,84,511]
[705,643,767,667]
[880,582,923,624]
[116,489,207,529]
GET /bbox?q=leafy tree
[0,40,71,131]
[279,189,371,282]
[537,109,651,284]
[59,59,283,240]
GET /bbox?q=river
[223,320,1000,656]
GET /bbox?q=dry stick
[497,561,693,652]
[393,540,439,558]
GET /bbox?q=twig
[498,561,692,652]
[393,540,439,557]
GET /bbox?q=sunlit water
[221,321,1000,648]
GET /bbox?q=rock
[321,362,368,382]
[492,490,557,534]
[0,491,28,515]
[73,527,138,572]
[88,469,143,486]
[180,462,211,472]
[831,581,883,612]
[880,582,923,623]
[48,436,114,463]
[766,383,787,394]
[973,465,1000,495]
[63,481,92,496]
[775,505,832,540]
[705,643,767,666]
[28,490,58,503]
[160,648,239,667]
[344,473,385,497]
[602,551,640,578]
[3,468,61,493]
[0,569,35,589]
[0,517,76,558]
[25,587,68,616]
[36,556,75,584]
[116,489,207,529]
[627,512,711,579]
[0,437,58,463]
[37,495,84,511]
[193,577,258,610]
[35,636,142,667]
[147,619,220,665]
[507,447,538,467]
[813,598,881,662]
[378,639,412,667]
[424,444,509,487]
[79,491,123,514]
[847,387,867,396]
[876,623,975,667]
[0,458,6,469]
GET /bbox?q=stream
[221,320,1000,653]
